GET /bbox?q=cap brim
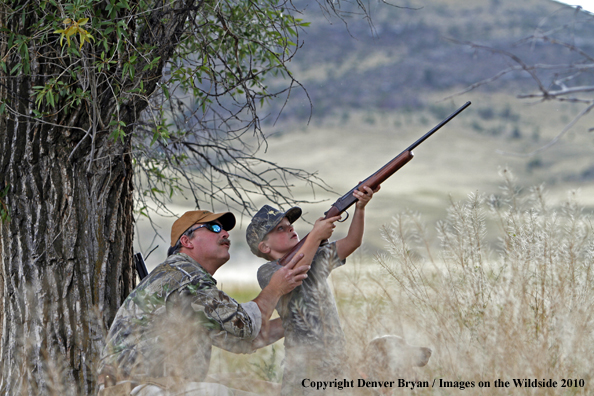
[264,206,302,236]
[201,212,236,231]
[284,207,302,224]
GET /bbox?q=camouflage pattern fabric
[257,242,350,396]
[99,253,261,383]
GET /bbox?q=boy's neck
[268,250,286,262]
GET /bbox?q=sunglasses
[189,222,223,234]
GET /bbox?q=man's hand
[268,253,308,297]
[254,253,307,331]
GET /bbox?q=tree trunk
[0,15,137,390]
[0,0,213,393]
[0,94,136,394]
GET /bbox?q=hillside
[261,0,594,119]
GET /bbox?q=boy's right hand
[310,215,341,242]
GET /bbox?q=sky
[554,0,594,13]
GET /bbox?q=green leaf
[10,63,21,75]
[47,90,54,107]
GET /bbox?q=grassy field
[131,0,594,389]
[130,90,594,394]
[207,173,594,395]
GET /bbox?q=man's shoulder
[132,254,216,297]
[155,254,213,280]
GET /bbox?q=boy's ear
[258,241,271,255]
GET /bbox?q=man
[98,210,308,396]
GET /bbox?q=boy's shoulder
[311,241,345,272]
[257,260,281,289]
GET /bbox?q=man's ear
[258,241,271,255]
[180,234,193,249]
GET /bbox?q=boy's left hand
[353,185,379,209]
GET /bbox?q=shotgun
[278,101,471,266]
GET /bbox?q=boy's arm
[293,215,341,269]
[336,185,376,260]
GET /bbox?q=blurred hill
[264,0,594,120]
[135,0,594,286]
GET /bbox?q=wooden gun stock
[278,101,471,266]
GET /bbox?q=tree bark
[0,1,168,393]
[0,0,239,393]
[0,79,136,394]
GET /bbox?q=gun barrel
[134,252,149,281]
[406,101,471,152]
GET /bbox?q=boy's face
[262,217,299,257]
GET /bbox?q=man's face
[185,220,231,266]
[264,217,299,255]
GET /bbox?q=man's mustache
[219,239,231,247]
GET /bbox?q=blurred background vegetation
[134,0,594,392]
[135,0,594,289]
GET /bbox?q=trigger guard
[338,211,349,223]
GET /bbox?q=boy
[246,186,376,395]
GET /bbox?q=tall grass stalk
[371,170,594,393]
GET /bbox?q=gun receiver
[278,101,471,267]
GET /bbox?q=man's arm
[336,185,376,260]
[194,253,306,354]
[251,253,307,348]
[252,317,284,349]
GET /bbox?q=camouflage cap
[171,210,236,247]
[246,205,302,255]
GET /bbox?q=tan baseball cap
[170,210,236,246]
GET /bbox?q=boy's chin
[289,238,300,246]
[280,240,300,253]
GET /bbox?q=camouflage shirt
[99,253,261,382]
[257,242,349,394]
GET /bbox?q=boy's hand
[354,185,379,209]
[310,215,341,242]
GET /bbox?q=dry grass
[208,170,594,395]
[7,169,594,395]
[329,169,594,394]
